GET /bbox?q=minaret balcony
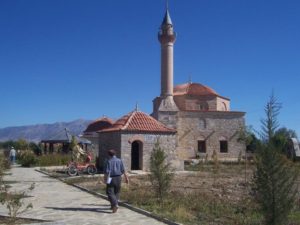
[158,31,177,43]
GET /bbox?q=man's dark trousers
[106,176,121,207]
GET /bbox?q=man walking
[9,147,16,164]
[104,149,129,213]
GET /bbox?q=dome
[84,117,114,133]
[174,82,218,96]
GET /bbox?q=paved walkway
[0,166,166,225]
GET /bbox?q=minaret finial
[135,102,139,112]
[189,75,192,84]
[166,0,169,10]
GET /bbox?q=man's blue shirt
[105,156,125,176]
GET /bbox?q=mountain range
[0,119,92,143]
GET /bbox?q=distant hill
[0,119,92,143]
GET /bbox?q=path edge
[36,169,182,225]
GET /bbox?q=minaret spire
[189,75,192,84]
[157,2,178,112]
[158,6,176,98]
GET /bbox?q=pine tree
[253,93,298,225]
[149,139,174,203]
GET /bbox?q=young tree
[260,92,281,143]
[149,139,174,203]
[253,93,298,225]
[0,153,34,221]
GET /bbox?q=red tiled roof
[100,111,176,133]
[84,117,114,133]
[174,82,218,96]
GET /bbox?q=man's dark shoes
[112,206,118,213]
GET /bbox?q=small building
[41,128,91,154]
[97,110,183,171]
[82,117,114,157]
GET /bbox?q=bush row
[18,151,72,167]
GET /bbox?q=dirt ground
[65,163,254,203]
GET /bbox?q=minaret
[157,7,178,112]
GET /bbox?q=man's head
[108,149,116,157]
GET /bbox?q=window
[220,140,228,153]
[199,119,206,129]
[198,140,206,153]
[199,102,209,111]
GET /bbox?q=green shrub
[0,183,35,219]
[18,151,38,167]
[36,154,72,167]
[0,153,10,170]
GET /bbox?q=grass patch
[36,154,71,167]
[121,185,263,225]
[49,163,300,225]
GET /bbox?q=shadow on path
[45,206,112,214]
[82,204,108,207]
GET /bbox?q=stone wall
[120,132,183,171]
[82,133,99,158]
[176,111,246,160]
[216,96,230,111]
[98,131,183,172]
[98,132,121,170]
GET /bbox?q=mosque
[83,8,246,171]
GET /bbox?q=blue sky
[0,0,299,136]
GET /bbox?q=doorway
[131,141,143,170]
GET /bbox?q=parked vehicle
[67,153,97,176]
[67,162,97,176]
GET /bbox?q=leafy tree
[275,127,298,140]
[272,127,298,157]
[238,126,261,153]
[0,140,15,150]
[253,93,298,225]
[69,136,77,151]
[29,142,42,155]
[149,139,174,203]
[15,139,29,150]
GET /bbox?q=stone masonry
[176,111,245,160]
[98,131,183,172]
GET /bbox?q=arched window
[199,119,206,129]
[221,102,227,111]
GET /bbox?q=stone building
[152,9,245,161]
[83,7,246,171]
[96,110,183,171]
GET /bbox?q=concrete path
[0,166,166,225]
